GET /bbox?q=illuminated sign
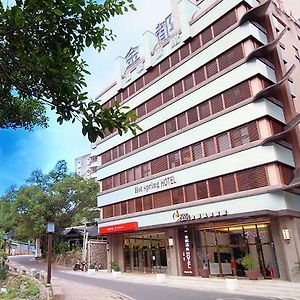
[99,222,138,235]
[173,209,228,222]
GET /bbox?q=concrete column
[165,228,180,275]
[273,216,300,281]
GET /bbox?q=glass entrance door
[124,232,167,273]
[195,222,278,278]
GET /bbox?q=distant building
[88,0,300,281]
[75,153,98,179]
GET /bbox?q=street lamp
[46,222,55,285]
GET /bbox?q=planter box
[156,274,166,283]
[245,270,260,280]
[88,269,96,275]
[199,268,210,278]
[225,278,238,291]
[112,270,121,278]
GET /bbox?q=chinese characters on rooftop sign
[125,46,140,68]
[155,14,175,42]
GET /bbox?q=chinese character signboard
[178,228,195,276]
[155,14,174,42]
[125,46,140,68]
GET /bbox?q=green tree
[1,161,99,242]
[0,0,140,142]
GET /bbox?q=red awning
[99,222,138,235]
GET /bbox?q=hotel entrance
[123,232,167,273]
[195,222,279,278]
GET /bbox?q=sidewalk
[52,277,131,300]
[58,269,300,300]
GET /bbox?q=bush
[111,261,120,272]
[0,264,8,280]
[54,241,69,254]
[238,253,256,270]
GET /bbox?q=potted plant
[238,254,260,280]
[199,254,210,278]
[88,263,96,274]
[111,261,121,278]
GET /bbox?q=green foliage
[238,253,256,270]
[295,261,300,271]
[111,261,120,272]
[0,264,8,280]
[89,263,95,269]
[0,160,98,244]
[54,241,69,255]
[0,0,140,141]
[0,276,39,298]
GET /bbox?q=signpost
[46,222,55,285]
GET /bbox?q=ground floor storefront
[104,214,300,281]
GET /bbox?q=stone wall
[88,240,107,269]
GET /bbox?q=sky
[0,0,172,196]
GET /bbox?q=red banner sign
[99,222,138,235]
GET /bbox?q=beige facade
[91,0,300,281]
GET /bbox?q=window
[187,107,198,125]
[134,166,142,180]
[217,133,230,152]
[174,81,183,97]
[185,184,196,202]
[194,67,206,85]
[168,151,180,168]
[206,59,218,78]
[120,171,126,185]
[125,140,132,154]
[132,136,139,151]
[192,142,203,161]
[177,112,187,129]
[112,147,118,159]
[180,43,190,60]
[203,138,216,156]
[162,87,173,103]
[181,146,192,164]
[172,187,184,204]
[183,74,194,91]
[195,181,208,199]
[137,104,146,118]
[231,126,250,147]
[198,101,210,119]
[139,132,149,147]
[118,144,124,157]
[113,174,120,187]
[127,168,134,183]
[143,195,153,210]
[151,156,168,174]
[142,162,151,177]
[147,94,162,113]
[165,118,177,135]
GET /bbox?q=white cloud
[0,0,173,195]
[82,0,172,99]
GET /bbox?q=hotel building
[91,0,300,281]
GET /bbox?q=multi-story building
[75,153,98,179]
[92,0,300,281]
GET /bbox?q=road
[9,255,278,300]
